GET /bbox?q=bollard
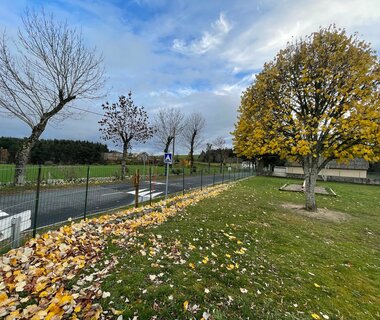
[133,169,140,208]
[11,217,21,249]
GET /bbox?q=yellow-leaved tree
[233,26,380,211]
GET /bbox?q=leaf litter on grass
[0,184,230,319]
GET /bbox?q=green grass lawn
[74,177,380,319]
[0,164,167,184]
[0,162,242,185]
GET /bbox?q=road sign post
[164,153,172,199]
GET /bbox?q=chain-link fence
[0,164,254,251]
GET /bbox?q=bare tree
[181,112,206,173]
[205,142,213,171]
[99,92,154,179]
[0,9,104,185]
[154,107,185,154]
[213,136,226,172]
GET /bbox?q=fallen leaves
[0,184,229,319]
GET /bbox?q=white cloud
[221,0,380,70]
[172,12,232,55]
[213,73,256,96]
[2,0,380,154]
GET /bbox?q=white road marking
[139,190,151,197]
[150,192,163,198]
[101,191,124,196]
[0,210,9,218]
[127,188,148,195]
[127,189,163,200]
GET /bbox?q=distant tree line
[0,137,108,165]
[198,148,234,164]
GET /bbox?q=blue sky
[1,0,380,154]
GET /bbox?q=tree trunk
[121,143,128,180]
[164,136,173,153]
[13,96,74,185]
[219,150,223,173]
[14,123,46,185]
[189,132,196,174]
[256,158,264,176]
[303,157,318,212]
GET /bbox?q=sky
[1,0,380,155]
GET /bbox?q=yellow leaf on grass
[0,292,8,303]
[111,308,123,315]
[35,282,47,292]
[5,310,20,320]
[202,257,209,264]
[311,313,321,319]
[189,262,195,269]
[58,294,73,306]
[183,300,189,311]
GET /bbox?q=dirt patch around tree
[281,203,350,223]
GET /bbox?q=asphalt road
[0,171,252,229]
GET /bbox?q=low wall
[283,173,380,185]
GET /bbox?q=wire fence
[0,164,254,251]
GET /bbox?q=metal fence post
[182,167,185,195]
[149,167,152,206]
[83,165,90,220]
[32,165,42,238]
[201,169,203,190]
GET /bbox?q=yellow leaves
[226,264,235,270]
[183,300,189,311]
[235,248,247,255]
[30,310,48,320]
[35,281,47,292]
[39,291,49,298]
[314,283,321,288]
[0,292,8,303]
[311,313,321,319]
[5,310,20,320]
[58,294,74,307]
[0,184,230,319]
[110,307,123,315]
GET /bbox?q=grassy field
[74,176,380,319]
[0,162,239,184]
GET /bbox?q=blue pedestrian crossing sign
[164,153,172,164]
